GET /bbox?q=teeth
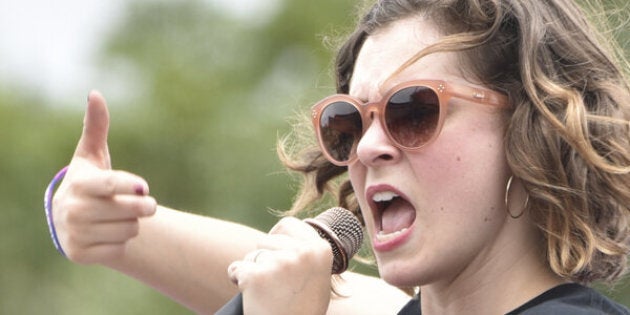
[372,191,399,202]
[376,228,408,242]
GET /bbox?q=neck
[419,219,566,315]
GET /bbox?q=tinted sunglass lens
[319,101,362,162]
[385,86,440,148]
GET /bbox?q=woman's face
[348,17,514,288]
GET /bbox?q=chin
[377,261,423,288]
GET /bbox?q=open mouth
[371,190,417,242]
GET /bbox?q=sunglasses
[312,79,509,166]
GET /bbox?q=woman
[49,0,630,313]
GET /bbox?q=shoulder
[511,283,630,315]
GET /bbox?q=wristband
[44,166,69,257]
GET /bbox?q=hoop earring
[505,175,529,219]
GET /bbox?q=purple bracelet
[44,166,69,257]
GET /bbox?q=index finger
[72,169,150,197]
[268,217,322,241]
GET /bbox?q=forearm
[99,206,410,314]
[104,206,263,314]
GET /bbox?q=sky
[0,0,125,102]
[0,0,280,105]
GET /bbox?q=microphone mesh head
[304,207,364,274]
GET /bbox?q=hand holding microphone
[218,207,363,315]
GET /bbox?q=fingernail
[227,263,239,285]
[134,184,146,196]
[145,200,157,216]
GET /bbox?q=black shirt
[397,283,630,315]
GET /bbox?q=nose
[355,117,401,166]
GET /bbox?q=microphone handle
[215,293,243,315]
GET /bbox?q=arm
[108,206,262,312]
[106,207,409,314]
[51,91,409,314]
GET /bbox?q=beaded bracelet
[44,166,69,257]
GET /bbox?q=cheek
[414,114,509,213]
[434,135,504,178]
[409,123,510,267]
[348,167,372,228]
[348,166,364,199]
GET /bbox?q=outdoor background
[1,0,628,313]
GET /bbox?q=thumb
[73,90,111,169]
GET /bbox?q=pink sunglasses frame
[311,79,509,166]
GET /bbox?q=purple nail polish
[135,185,145,196]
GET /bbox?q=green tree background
[1,0,628,313]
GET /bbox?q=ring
[249,249,270,263]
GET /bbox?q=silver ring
[249,249,269,263]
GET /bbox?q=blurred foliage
[0,0,628,313]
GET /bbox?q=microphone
[215,207,364,315]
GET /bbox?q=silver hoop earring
[505,175,529,219]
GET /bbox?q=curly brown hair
[279,0,630,285]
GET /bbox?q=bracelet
[44,166,69,257]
